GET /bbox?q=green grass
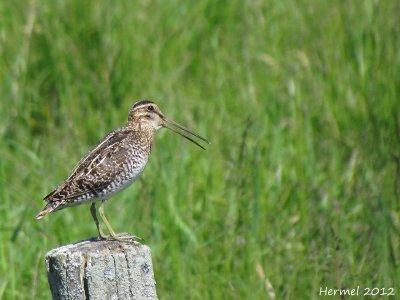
[0,0,399,299]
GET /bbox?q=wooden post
[45,236,158,300]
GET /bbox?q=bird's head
[128,100,209,149]
[128,100,165,130]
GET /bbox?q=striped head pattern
[128,100,210,149]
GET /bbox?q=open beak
[162,118,210,150]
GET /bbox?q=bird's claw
[97,230,110,241]
[110,232,143,243]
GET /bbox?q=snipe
[36,100,209,242]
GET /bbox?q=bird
[36,100,209,242]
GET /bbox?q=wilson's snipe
[36,100,209,242]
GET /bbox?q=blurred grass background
[0,0,399,299]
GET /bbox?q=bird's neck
[126,121,156,146]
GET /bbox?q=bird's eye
[147,105,155,111]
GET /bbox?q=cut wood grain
[45,236,157,300]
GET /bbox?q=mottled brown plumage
[36,100,209,242]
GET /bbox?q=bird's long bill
[163,118,210,150]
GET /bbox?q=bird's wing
[44,128,133,203]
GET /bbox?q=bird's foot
[109,232,143,243]
[97,234,110,241]
[96,229,110,240]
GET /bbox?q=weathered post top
[45,236,158,300]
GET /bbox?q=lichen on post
[45,236,158,300]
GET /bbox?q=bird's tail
[35,202,58,220]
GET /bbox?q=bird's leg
[90,203,109,239]
[98,203,141,243]
[98,203,118,236]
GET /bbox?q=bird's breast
[99,148,149,200]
